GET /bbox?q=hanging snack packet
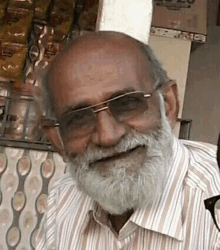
[34,0,52,22]
[0,1,9,41]
[44,32,61,66]
[78,0,99,31]
[0,1,9,25]
[50,0,75,42]
[0,42,27,80]
[7,0,34,10]
[3,3,33,44]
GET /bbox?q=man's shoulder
[180,139,217,159]
[47,170,93,213]
[180,139,220,195]
[53,171,77,189]
[49,171,79,200]
[180,139,217,168]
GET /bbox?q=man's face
[51,38,161,159]
[50,35,174,214]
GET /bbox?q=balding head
[53,31,151,65]
[40,31,169,120]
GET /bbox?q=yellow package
[3,7,34,44]
[8,0,34,10]
[0,1,9,41]
[0,43,28,80]
[34,0,52,22]
[50,0,75,42]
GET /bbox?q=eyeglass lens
[59,92,148,138]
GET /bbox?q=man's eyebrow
[61,87,136,116]
[62,101,92,116]
[107,87,136,100]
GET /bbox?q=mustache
[93,145,146,163]
[69,128,162,166]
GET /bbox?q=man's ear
[43,127,68,162]
[163,80,179,129]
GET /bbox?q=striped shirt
[36,137,220,250]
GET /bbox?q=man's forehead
[49,32,154,112]
[51,32,150,68]
[51,36,153,85]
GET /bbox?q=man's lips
[90,145,146,165]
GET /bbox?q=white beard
[68,93,174,215]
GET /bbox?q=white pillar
[96,0,153,44]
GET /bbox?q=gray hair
[38,37,170,120]
[139,43,170,87]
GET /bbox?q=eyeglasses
[204,195,220,231]
[42,86,160,140]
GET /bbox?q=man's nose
[91,110,126,147]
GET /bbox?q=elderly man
[36,31,220,249]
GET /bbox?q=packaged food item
[0,1,8,41]
[44,39,61,66]
[53,14,73,42]
[78,0,99,31]
[34,0,52,22]
[8,0,34,10]
[0,1,9,24]
[0,25,5,42]
[3,7,34,44]
[0,42,28,80]
[42,27,63,67]
[50,0,75,42]
[50,0,75,23]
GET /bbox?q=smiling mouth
[91,145,146,164]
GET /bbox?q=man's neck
[108,209,133,234]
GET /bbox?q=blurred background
[0,0,219,249]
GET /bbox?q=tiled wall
[0,147,66,250]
